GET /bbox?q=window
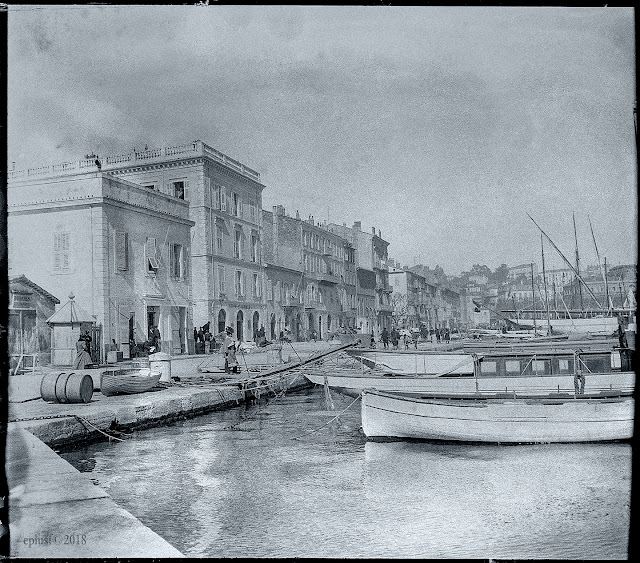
[173,181,185,200]
[170,243,184,279]
[216,223,223,251]
[116,231,129,272]
[248,197,257,221]
[252,274,259,298]
[143,184,157,191]
[234,230,243,259]
[53,232,70,271]
[145,237,160,273]
[250,235,259,262]
[218,265,226,295]
[232,193,242,217]
[235,270,246,298]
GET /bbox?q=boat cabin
[475,349,632,378]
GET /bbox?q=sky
[7,5,637,277]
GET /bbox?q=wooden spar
[604,257,613,311]
[530,263,537,332]
[526,214,603,308]
[573,212,584,311]
[541,234,552,335]
[589,215,611,313]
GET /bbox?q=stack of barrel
[40,372,94,403]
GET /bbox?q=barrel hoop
[54,372,67,403]
[64,372,74,402]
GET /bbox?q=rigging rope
[292,394,362,441]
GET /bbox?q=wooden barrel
[40,372,93,404]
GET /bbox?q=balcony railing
[9,140,261,183]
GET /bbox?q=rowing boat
[361,389,635,443]
[100,367,162,396]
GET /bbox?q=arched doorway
[327,314,332,333]
[252,311,260,339]
[236,310,244,341]
[270,313,276,340]
[217,309,226,334]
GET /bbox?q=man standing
[150,325,161,352]
[381,327,389,349]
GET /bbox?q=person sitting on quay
[72,332,92,369]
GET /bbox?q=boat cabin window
[557,359,572,373]
[505,360,520,374]
[479,361,497,376]
[532,360,548,374]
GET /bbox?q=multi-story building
[262,207,358,341]
[508,263,538,281]
[96,140,266,341]
[7,168,194,359]
[388,264,433,329]
[327,221,393,336]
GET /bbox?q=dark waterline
[61,387,631,558]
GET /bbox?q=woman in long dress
[72,335,92,369]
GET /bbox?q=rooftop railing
[8,140,261,182]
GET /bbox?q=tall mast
[530,262,537,333]
[588,215,608,313]
[541,234,552,335]
[527,214,602,309]
[573,212,584,312]
[604,257,612,312]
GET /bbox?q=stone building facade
[97,141,266,341]
[7,169,194,358]
[262,206,358,342]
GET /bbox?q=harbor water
[61,387,631,559]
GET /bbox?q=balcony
[315,272,340,284]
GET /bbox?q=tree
[491,263,509,284]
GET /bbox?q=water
[60,388,631,558]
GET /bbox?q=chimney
[353,221,361,230]
[296,210,300,220]
[378,229,381,238]
[372,227,376,235]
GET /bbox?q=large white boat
[305,348,635,396]
[361,389,635,443]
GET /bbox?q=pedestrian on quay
[221,326,235,373]
[444,327,450,343]
[150,325,161,352]
[381,327,389,349]
[370,331,376,348]
[435,328,441,343]
[72,333,92,369]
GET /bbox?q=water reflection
[61,388,630,558]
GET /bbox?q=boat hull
[100,368,162,396]
[361,391,635,443]
[304,369,635,396]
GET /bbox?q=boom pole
[573,212,584,311]
[526,214,603,309]
[541,234,552,335]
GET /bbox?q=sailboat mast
[541,234,552,335]
[573,212,584,312]
[530,262,537,333]
[527,214,602,308]
[604,257,612,312]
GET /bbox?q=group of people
[376,325,452,349]
[194,322,215,354]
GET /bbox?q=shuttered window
[53,232,70,271]
[218,265,226,295]
[116,231,129,271]
[145,237,159,272]
[169,243,183,279]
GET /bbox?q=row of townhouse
[7,140,394,362]
[387,261,461,330]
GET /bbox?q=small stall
[9,275,59,372]
[47,292,98,367]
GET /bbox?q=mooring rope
[9,413,125,442]
[292,393,362,441]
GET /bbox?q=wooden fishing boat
[361,389,635,443]
[100,367,162,396]
[305,348,634,396]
